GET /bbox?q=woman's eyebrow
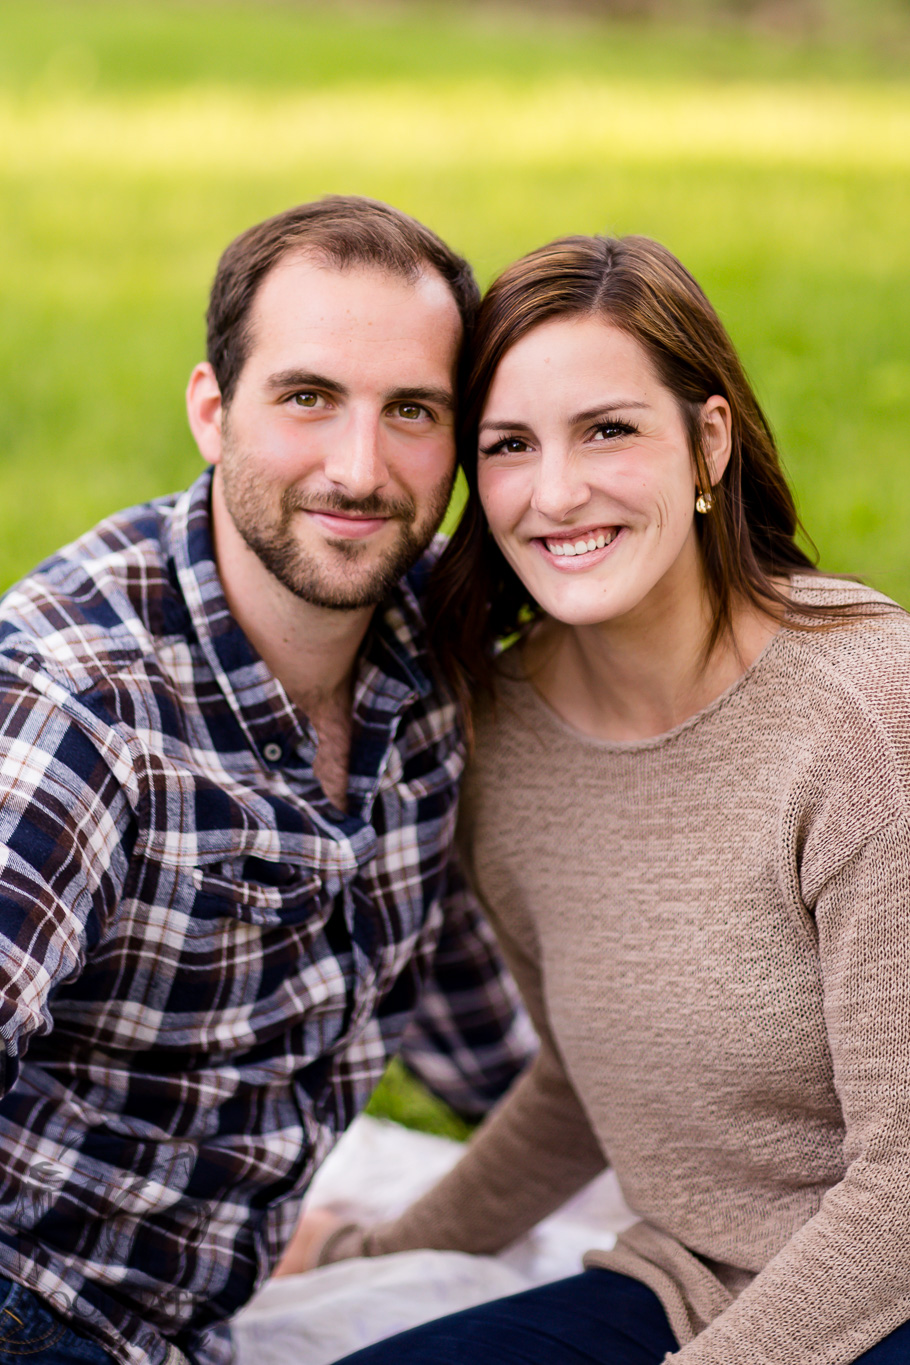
[478,417,533,434]
[479,399,650,433]
[570,399,650,424]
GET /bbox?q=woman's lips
[544,527,618,557]
[533,525,624,569]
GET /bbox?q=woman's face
[476,316,730,631]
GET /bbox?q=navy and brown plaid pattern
[0,472,532,1365]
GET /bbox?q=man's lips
[305,509,392,540]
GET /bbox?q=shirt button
[263,742,283,764]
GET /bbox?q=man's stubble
[218,435,454,612]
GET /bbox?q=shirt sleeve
[0,677,132,1096]
[666,815,910,1365]
[370,867,608,1257]
[398,854,538,1118]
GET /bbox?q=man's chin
[256,533,432,613]
[284,577,398,613]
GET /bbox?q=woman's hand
[273,1207,347,1276]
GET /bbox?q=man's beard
[219,445,453,612]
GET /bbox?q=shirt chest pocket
[189,853,323,927]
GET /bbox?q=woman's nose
[530,450,589,523]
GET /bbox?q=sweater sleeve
[367,893,609,1257]
[666,815,910,1365]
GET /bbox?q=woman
[284,235,910,1364]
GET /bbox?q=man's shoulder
[379,534,443,660]
[0,489,190,698]
[402,531,445,604]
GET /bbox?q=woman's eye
[591,421,635,442]
[481,436,530,457]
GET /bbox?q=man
[0,197,531,1365]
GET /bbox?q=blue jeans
[329,1267,910,1365]
[0,1277,114,1365]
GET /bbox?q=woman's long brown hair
[427,234,879,724]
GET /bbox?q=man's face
[207,255,462,612]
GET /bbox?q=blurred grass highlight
[366,1058,474,1141]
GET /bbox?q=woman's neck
[523,588,783,744]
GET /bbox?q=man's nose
[322,411,390,500]
[531,449,590,523]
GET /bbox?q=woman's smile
[535,524,624,567]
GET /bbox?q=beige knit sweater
[364,576,910,1364]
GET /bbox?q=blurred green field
[1,0,909,1132]
[366,1057,474,1141]
[1,0,909,598]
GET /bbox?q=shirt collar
[166,470,436,752]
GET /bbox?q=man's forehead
[250,250,460,333]
[237,251,463,391]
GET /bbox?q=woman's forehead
[482,317,665,415]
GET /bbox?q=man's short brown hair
[206,195,479,405]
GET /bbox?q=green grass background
[2,0,909,1133]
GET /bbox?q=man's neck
[210,495,375,811]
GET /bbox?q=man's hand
[273,1207,347,1277]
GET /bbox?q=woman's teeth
[545,530,617,558]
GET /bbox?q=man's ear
[702,395,732,485]
[186,363,225,466]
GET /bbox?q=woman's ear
[702,395,732,486]
[186,363,225,467]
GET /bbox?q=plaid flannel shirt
[0,472,532,1365]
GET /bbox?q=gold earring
[695,489,714,514]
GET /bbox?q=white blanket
[233,1115,636,1365]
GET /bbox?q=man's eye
[394,402,428,421]
[292,392,321,408]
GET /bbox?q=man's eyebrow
[386,386,455,412]
[265,370,349,396]
[479,399,650,433]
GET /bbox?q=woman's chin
[533,590,634,630]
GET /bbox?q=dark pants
[329,1267,910,1365]
[0,1278,114,1365]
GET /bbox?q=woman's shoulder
[787,571,902,614]
[770,574,910,892]
[777,572,910,788]
[784,573,910,676]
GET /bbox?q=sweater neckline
[502,620,789,755]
